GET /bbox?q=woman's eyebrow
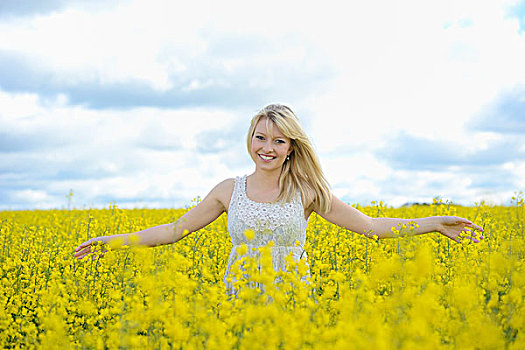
[255,130,286,139]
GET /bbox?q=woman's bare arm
[73,178,234,259]
[318,195,483,242]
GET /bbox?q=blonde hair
[246,104,332,213]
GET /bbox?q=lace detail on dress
[228,175,307,247]
[235,195,297,231]
[224,175,309,294]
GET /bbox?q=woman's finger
[452,217,483,231]
[75,239,98,252]
[77,244,95,254]
[461,227,484,239]
[471,223,483,231]
[453,218,484,235]
[76,251,90,259]
[457,217,473,225]
[75,244,106,259]
[463,234,479,243]
[76,248,94,259]
[457,229,482,243]
[74,242,90,252]
[74,244,91,254]
[74,246,90,257]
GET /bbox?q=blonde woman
[74,104,483,290]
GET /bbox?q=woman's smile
[258,154,276,162]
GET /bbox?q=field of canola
[0,196,524,349]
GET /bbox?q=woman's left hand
[437,216,484,243]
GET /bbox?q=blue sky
[1,0,524,210]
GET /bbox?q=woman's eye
[255,135,264,140]
[275,139,285,144]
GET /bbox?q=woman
[74,104,483,290]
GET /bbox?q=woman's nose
[262,140,273,152]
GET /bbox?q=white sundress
[224,175,310,293]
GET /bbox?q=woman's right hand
[74,236,111,260]
[72,178,232,260]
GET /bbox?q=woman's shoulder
[208,177,237,209]
[213,177,236,194]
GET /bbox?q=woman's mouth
[259,154,276,161]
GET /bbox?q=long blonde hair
[246,104,332,214]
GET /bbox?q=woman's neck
[249,169,282,190]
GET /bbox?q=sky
[1,0,524,210]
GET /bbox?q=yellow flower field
[1,196,524,349]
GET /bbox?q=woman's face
[251,118,292,171]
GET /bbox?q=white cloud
[1,0,523,209]
[0,88,250,209]
[309,0,525,150]
[0,1,212,91]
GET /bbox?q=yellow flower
[244,229,255,241]
[108,236,124,249]
[0,201,522,349]
[237,244,248,256]
[128,233,140,245]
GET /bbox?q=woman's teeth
[259,154,275,160]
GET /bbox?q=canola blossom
[0,196,524,349]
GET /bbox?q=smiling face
[250,117,292,172]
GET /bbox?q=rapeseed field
[0,195,523,349]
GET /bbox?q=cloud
[364,129,524,206]
[0,0,126,19]
[195,120,246,153]
[377,130,524,171]
[0,90,253,209]
[468,87,525,134]
[370,166,519,207]
[0,44,331,110]
[0,2,334,110]
[0,0,66,18]
[506,0,525,33]
[0,130,66,152]
[1,0,524,210]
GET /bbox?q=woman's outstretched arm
[319,196,483,243]
[73,178,234,259]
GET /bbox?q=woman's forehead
[254,117,287,138]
